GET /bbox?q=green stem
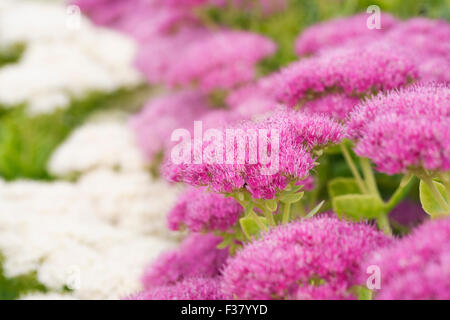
[384,175,415,213]
[249,210,268,231]
[340,144,368,194]
[377,214,392,236]
[263,209,276,226]
[422,176,450,213]
[360,158,382,200]
[282,202,291,224]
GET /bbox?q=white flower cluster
[0,0,142,114]
[0,113,182,299]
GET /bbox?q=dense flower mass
[129,90,211,160]
[141,233,228,288]
[168,187,243,232]
[347,83,450,174]
[389,200,427,229]
[163,108,343,199]
[384,18,450,83]
[295,12,398,55]
[360,218,450,299]
[221,216,392,299]
[130,277,225,300]
[275,42,418,107]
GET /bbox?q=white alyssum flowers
[0,0,142,114]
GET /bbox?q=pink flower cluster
[76,0,277,91]
[168,187,243,232]
[296,14,450,84]
[347,83,450,174]
[295,12,398,55]
[221,216,392,299]
[360,218,450,299]
[129,90,211,161]
[130,277,225,300]
[275,42,418,107]
[163,108,343,199]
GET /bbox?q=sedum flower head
[130,277,225,300]
[129,90,210,160]
[295,12,398,55]
[141,233,228,288]
[221,216,391,299]
[301,93,360,121]
[165,30,276,92]
[168,187,243,232]
[360,218,450,300]
[347,83,450,174]
[275,42,417,107]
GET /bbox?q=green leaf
[239,216,268,239]
[328,178,362,198]
[305,200,325,219]
[332,194,386,220]
[279,191,304,204]
[419,180,448,218]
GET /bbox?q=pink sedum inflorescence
[389,200,428,229]
[301,93,360,121]
[275,42,417,107]
[130,277,225,300]
[295,12,398,56]
[163,108,343,199]
[142,233,228,288]
[360,218,450,300]
[347,83,450,174]
[221,216,392,300]
[168,187,243,232]
[129,90,211,161]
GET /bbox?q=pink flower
[295,12,398,55]
[163,108,343,199]
[301,94,360,121]
[385,18,450,83]
[129,90,211,161]
[386,18,450,60]
[221,216,392,299]
[347,83,450,140]
[292,283,354,300]
[142,233,228,288]
[275,42,417,107]
[168,187,243,232]
[226,74,280,118]
[130,277,225,300]
[347,83,450,174]
[360,218,450,300]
